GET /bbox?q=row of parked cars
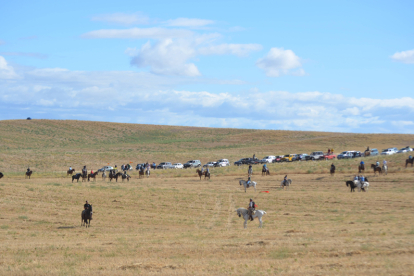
[157,159,231,169]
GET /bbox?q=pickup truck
[323,153,336,160]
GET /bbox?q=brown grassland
[1,119,414,275]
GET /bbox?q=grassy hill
[0,119,413,175]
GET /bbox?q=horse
[236,208,267,228]
[0,172,3,179]
[196,169,204,180]
[88,171,99,182]
[239,180,257,192]
[280,179,292,190]
[406,158,413,167]
[204,171,210,180]
[121,173,131,182]
[371,164,382,176]
[330,166,335,176]
[109,172,123,182]
[382,164,388,175]
[67,169,75,176]
[261,167,270,176]
[248,167,253,177]
[346,180,369,192]
[138,170,145,179]
[25,170,33,179]
[358,164,365,173]
[81,208,92,227]
[364,151,370,157]
[72,173,82,182]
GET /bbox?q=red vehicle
[323,153,336,160]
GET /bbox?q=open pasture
[1,172,414,275]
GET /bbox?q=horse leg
[259,217,263,228]
[244,219,247,229]
[254,185,256,192]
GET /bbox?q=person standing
[248,198,255,221]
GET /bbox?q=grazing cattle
[236,208,266,228]
[67,169,75,176]
[371,164,382,176]
[25,171,33,179]
[406,158,413,167]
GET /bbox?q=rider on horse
[360,160,365,170]
[283,175,288,186]
[376,160,380,168]
[246,176,251,186]
[27,167,31,173]
[263,163,268,172]
[83,200,92,220]
[82,166,87,177]
[248,198,255,221]
[330,163,335,171]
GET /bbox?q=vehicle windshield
[341,151,347,154]
[381,149,388,152]
[284,155,289,157]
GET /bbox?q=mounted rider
[82,166,87,177]
[376,160,380,168]
[246,176,251,187]
[330,163,335,171]
[360,160,365,170]
[27,167,31,173]
[248,198,255,221]
[83,200,92,220]
[283,175,288,186]
[146,162,150,175]
[69,166,72,171]
[263,163,268,172]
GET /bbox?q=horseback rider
[383,159,387,166]
[283,175,288,186]
[263,163,267,172]
[330,163,335,171]
[27,167,31,173]
[354,175,358,181]
[152,162,156,169]
[248,198,255,221]
[360,175,365,185]
[91,169,93,175]
[206,167,210,175]
[376,160,380,168]
[146,163,150,175]
[360,160,365,170]
[366,146,370,152]
[246,176,251,186]
[81,166,87,177]
[114,165,118,172]
[83,200,93,220]
[201,166,204,173]
[69,166,72,171]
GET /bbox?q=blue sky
[1,0,413,133]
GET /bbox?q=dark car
[246,158,260,165]
[234,158,250,166]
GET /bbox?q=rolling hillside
[0,119,413,174]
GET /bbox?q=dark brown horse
[196,169,210,180]
[406,158,413,167]
[88,171,99,182]
[138,170,149,179]
[81,207,92,227]
[67,169,75,176]
[72,173,82,182]
[25,170,33,179]
[358,164,365,173]
[121,173,131,182]
[346,181,357,192]
[0,172,3,179]
[262,167,270,176]
[109,172,123,182]
[371,164,382,176]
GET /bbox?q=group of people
[200,166,210,174]
[354,174,367,184]
[327,148,334,155]
[121,164,132,172]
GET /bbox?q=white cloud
[165,18,214,28]
[256,47,304,77]
[198,43,262,57]
[91,12,149,26]
[0,56,18,79]
[391,49,414,64]
[82,27,193,39]
[130,39,200,76]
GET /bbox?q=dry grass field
[1,119,414,275]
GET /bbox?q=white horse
[353,180,370,192]
[280,179,292,189]
[236,208,266,228]
[239,180,257,192]
[382,165,388,175]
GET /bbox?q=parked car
[283,154,298,162]
[352,151,362,158]
[234,158,250,166]
[369,148,379,156]
[98,166,113,172]
[203,162,217,167]
[183,160,201,169]
[337,151,355,159]
[381,148,398,155]
[214,159,230,167]
[323,153,336,160]
[300,154,311,161]
[309,151,325,160]
[172,163,183,169]
[398,146,413,153]
[157,162,172,169]
[260,156,276,163]
[246,158,260,165]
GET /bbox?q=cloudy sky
[1,0,413,133]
